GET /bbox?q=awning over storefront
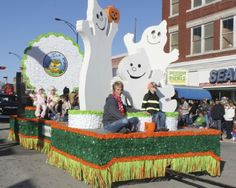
[174,86,212,100]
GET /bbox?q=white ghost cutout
[116,50,163,109]
[124,20,179,74]
[76,0,118,110]
[156,85,177,112]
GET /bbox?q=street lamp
[8,51,22,61]
[54,17,79,44]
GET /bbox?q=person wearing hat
[47,86,60,117]
[31,86,47,118]
[141,82,167,131]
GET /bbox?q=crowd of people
[178,96,236,140]
[30,82,236,140]
[29,86,79,121]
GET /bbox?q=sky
[0,0,162,84]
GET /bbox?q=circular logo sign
[43,51,68,77]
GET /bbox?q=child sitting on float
[47,86,60,118]
[29,86,47,119]
[53,94,71,122]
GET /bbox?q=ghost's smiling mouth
[96,19,107,31]
[127,70,146,79]
[147,36,160,45]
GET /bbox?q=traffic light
[0,66,6,70]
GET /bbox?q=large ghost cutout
[76,0,118,110]
[124,20,179,75]
[116,50,163,109]
[115,20,178,112]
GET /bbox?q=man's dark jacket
[210,103,225,120]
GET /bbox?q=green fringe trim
[8,130,16,142]
[19,136,51,154]
[47,150,220,188]
[171,155,220,176]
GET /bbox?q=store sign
[167,70,187,85]
[209,68,236,83]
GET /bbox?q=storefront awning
[174,86,212,100]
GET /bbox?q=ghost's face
[142,21,167,48]
[94,10,107,31]
[118,53,151,81]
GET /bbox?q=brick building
[163,0,236,101]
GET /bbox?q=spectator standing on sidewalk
[210,98,225,140]
[223,101,235,139]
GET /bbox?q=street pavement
[0,122,236,188]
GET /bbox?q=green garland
[69,110,103,116]
[51,128,220,166]
[69,110,150,117]
[22,109,35,118]
[47,149,220,188]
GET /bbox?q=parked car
[0,94,18,118]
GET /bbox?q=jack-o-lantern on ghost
[105,5,120,23]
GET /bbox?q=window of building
[192,0,216,8]
[192,26,202,54]
[222,18,234,49]
[191,22,214,54]
[170,32,179,50]
[171,0,179,16]
[204,23,214,52]
[193,0,202,8]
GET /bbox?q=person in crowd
[47,86,60,118]
[178,97,189,126]
[30,87,47,118]
[223,100,235,139]
[193,111,206,128]
[231,122,236,142]
[198,99,210,127]
[102,81,139,133]
[188,100,199,124]
[141,82,167,131]
[210,98,225,140]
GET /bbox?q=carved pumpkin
[105,6,120,23]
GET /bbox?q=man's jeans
[152,111,166,130]
[104,117,139,133]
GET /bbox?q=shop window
[192,26,202,54]
[204,23,214,52]
[171,0,179,16]
[170,32,179,50]
[222,18,234,49]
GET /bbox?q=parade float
[8,0,221,187]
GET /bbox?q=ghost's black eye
[151,30,156,34]
[100,11,103,16]
[96,14,99,19]
[157,32,161,36]
[138,64,141,68]
[130,63,133,66]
